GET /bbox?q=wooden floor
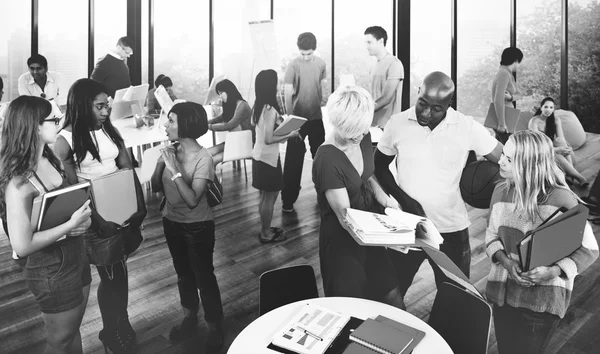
[1,134,599,354]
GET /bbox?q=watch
[171,172,182,181]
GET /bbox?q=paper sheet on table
[271,303,350,354]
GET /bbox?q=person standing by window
[491,47,523,143]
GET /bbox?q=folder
[274,115,307,136]
[349,318,414,354]
[517,204,589,271]
[484,102,521,133]
[88,169,137,225]
[36,182,91,232]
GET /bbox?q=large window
[568,0,600,133]
[154,0,210,103]
[94,0,127,70]
[334,0,394,91]
[214,0,271,103]
[410,0,451,106]
[457,0,510,119]
[141,0,149,86]
[273,0,333,105]
[516,0,561,112]
[0,1,31,103]
[39,0,88,105]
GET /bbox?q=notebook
[349,319,414,354]
[520,204,589,271]
[274,115,307,136]
[36,182,91,231]
[88,169,137,225]
[374,316,426,354]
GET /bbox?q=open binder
[517,204,589,271]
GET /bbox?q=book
[274,115,307,136]
[349,318,414,354]
[518,204,589,271]
[271,304,351,354]
[88,169,137,225]
[374,316,426,354]
[344,208,443,249]
[37,182,91,232]
[343,343,376,354]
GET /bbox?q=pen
[296,325,323,341]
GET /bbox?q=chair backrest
[222,130,253,163]
[428,282,492,354]
[259,264,319,316]
[138,146,162,184]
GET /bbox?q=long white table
[228,297,453,354]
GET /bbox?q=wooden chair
[428,282,493,354]
[217,130,253,182]
[259,264,319,316]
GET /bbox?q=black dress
[312,133,397,299]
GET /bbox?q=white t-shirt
[377,106,497,233]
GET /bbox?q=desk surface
[227,297,453,354]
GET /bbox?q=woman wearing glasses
[54,79,146,353]
[0,96,93,354]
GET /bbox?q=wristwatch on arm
[171,172,182,181]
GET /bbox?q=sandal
[258,228,287,244]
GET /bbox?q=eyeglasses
[43,117,61,126]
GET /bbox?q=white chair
[135,145,162,187]
[217,130,253,182]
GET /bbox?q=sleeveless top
[251,107,280,168]
[58,128,119,181]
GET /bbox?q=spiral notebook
[349,319,414,354]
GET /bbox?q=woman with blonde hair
[312,86,404,307]
[486,130,598,354]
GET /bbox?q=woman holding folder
[0,96,93,354]
[54,79,146,353]
[486,130,598,354]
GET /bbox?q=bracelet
[171,172,182,181]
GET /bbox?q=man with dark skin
[374,71,503,299]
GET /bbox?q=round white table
[228,297,453,354]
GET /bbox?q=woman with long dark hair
[145,74,177,115]
[150,101,225,351]
[0,96,93,353]
[53,78,146,353]
[528,96,588,187]
[251,70,300,243]
[486,130,598,353]
[207,79,252,166]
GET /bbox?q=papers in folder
[344,208,443,249]
[271,304,351,354]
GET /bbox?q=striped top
[485,183,598,318]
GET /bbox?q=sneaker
[282,204,294,213]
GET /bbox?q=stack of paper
[345,209,416,245]
[271,304,351,354]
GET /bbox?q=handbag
[206,178,223,207]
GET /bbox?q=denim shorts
[24,230,93,314]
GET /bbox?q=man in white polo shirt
[374,71,503,298]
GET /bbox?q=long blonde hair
[499,130,571,220]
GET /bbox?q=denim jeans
[389,228,471,297]
[282,119,325,207]
[494,304,560,354]
[162,218,224,323]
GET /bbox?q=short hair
[155,74,173,88]
[27,54,48,69]
[364,26,388,46]
[297,32,317,50]
[117,36,134,48]
[168,102,208,139]
[326,86,374,139]
[500,47,524,65]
